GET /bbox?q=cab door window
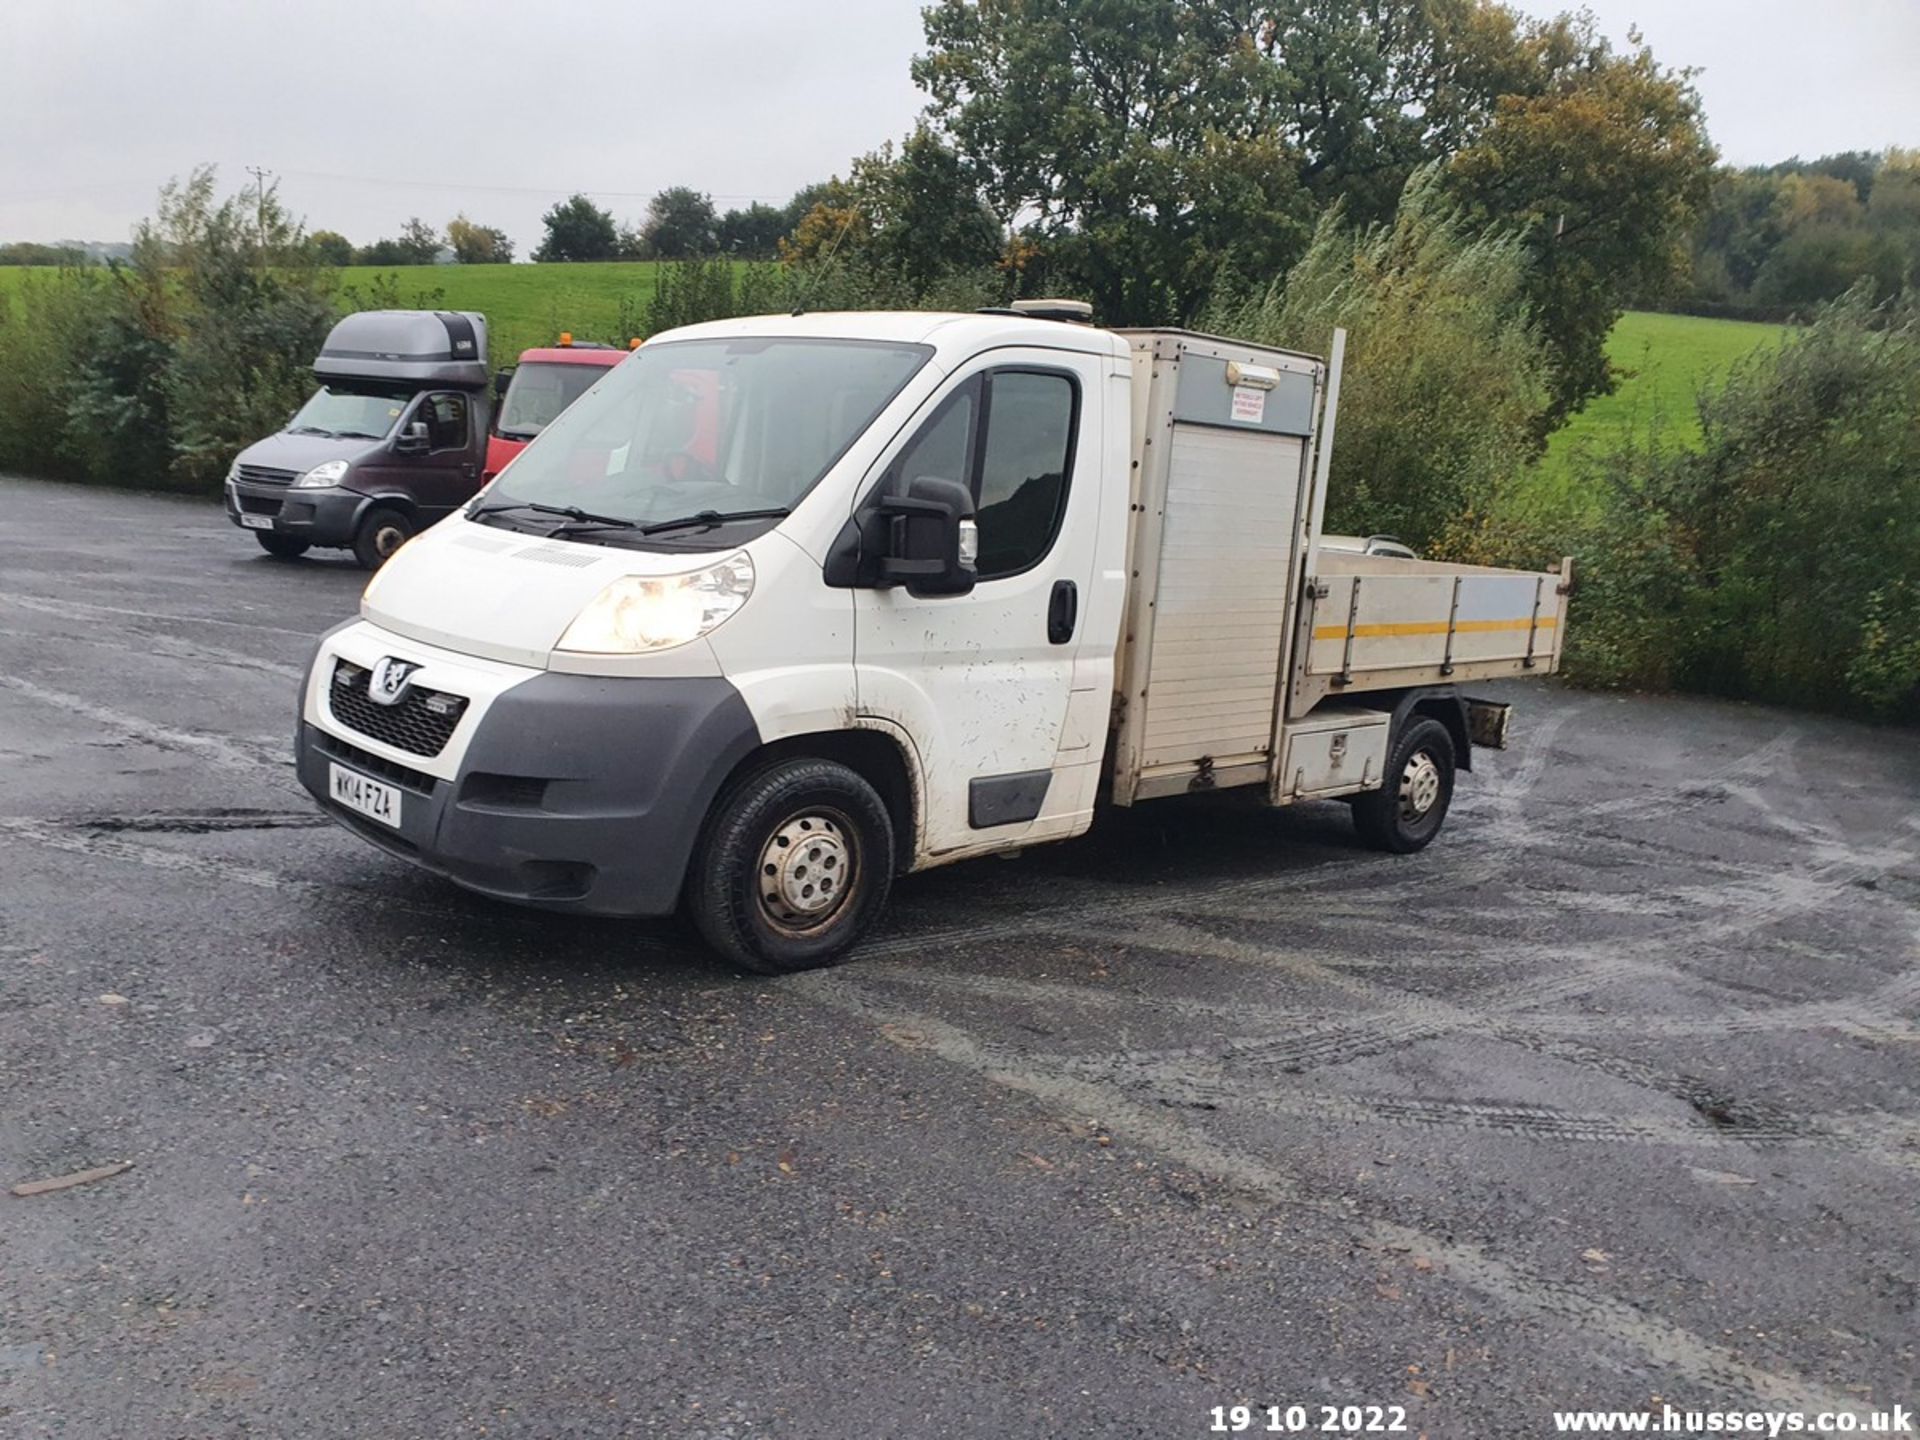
[972,371,1076,579]
[419,392,470,453]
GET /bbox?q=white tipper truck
[296,304,1570,972]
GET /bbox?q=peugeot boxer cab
[297,309,1570,973]
[227,310,490,569]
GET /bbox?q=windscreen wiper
[639,507,791,536]
[468,499,638,530]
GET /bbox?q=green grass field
[1533,310,1790,506]
[0,260,669,361]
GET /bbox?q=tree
[914,0,1308,323]
[614,222,651,260]
[718,203,790,260]
[1257,0,1539,225]
[1449,20,1715,422]
[446,214,514,264]
[641,187,719,259]
[534,193,617,262]
[55,166,335,487]
[309,230,354,266]
[863,129,1004,285]
[783,181,842,233]
[354,218,441,267]
[1752,223,1903,307]
[398,217,442,263]
[0,241,84,266]
[778,134,1003,287]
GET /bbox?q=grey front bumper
[298,672,762,916]
[228,482,362,546]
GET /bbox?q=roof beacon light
[558,332,573,347]
[1008,298,1095,325]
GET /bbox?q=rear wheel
[352,506,415,570]
[253,532,309,559]
[686,758,895,974]
[1352,715,1455,853]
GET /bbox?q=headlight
[225,461,240,484]
[556,552,755,654]
[293,459,350,490]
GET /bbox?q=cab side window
[422,393,469,452]
[874,367,1077,582]
[973,372,1075,579]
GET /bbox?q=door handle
[1047,579,1078,645]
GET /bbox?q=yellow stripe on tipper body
[1311,616,1560,641]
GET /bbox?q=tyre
[1351,715,1456,853]
[686,758,895,974]
[254,531,309,559]
[352,506,416,570]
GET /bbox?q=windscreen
[481,337,931,527]
[496,361,610,439]
[287,383,415,441]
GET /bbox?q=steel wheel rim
[1398,750,1442,820]
[756,807,857,935]
[373,524,408,559]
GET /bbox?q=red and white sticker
[1230,385,1267,424]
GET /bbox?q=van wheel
[254,532,309,559]
[687,758,895,975]
[352,507,415,570]
[1352,716,1455,853]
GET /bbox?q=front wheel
[1351,715,1456,853]
[685,758,895,974]
[352,506,416,570]
[254,531,309,559]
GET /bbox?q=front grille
[236,491,283,517]
[327,660,468,759]
[310,729,438,794]
[236,464,298,486]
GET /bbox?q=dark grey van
[225,310,491,569]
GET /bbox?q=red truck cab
[484,336,634,482]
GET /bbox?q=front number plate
[329,763,401,828]
[239,514,273,530]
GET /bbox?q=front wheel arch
[706,728,919,876]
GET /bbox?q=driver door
[852,349,1104,857]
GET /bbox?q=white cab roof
[649,310,1132,368]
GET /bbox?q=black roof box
[314,310,490,388]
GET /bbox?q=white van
[295,307,1568,972]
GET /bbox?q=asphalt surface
[1,474,1916,1439]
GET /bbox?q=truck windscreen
[496,362,609,439]
[478,337,931,533]
[287,383,415,441]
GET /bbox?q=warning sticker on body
[1230,385,1267,424]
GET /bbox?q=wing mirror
[393,420,430,455]
[874,474,977,596]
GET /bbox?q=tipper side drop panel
[1289,553,1573,716]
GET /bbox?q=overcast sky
[4,1,1916,250]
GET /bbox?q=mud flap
[1466,698,1513,750]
